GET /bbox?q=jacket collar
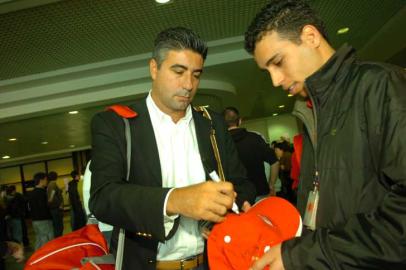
[192,107,217,177]
[292,44,356,149]
[305,44,356,106]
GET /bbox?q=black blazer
[89,98,255,269]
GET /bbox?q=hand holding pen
[209,170,240,214]
[166,180,236,223]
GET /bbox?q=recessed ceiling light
[69,111,79,114]
[278,105,285,108]
[8,138,17,141]
[2,155,10,159]
[287,94,293,97]
[41,141,48,145]
[155,0,172,3]
[272,113,278,116]
[337,27,349,35]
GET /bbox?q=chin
[175,102,189,110]
[298,90,308,98]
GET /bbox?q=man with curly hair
[245,0,406,269]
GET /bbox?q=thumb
[242,201,251,212]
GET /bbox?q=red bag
[25,224,114,270]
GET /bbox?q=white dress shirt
[146,93,206,260]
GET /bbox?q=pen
[209,170,239,214]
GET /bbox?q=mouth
[286,83,296,94]
[177,95,190,101]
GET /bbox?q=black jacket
[68,179,86,230]
[6,192,26,218]
[282,44,406,269]
[89,98,256,269]
[229,128,277,196]
[27,187,52,221]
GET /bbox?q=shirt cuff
[163,188,179,237]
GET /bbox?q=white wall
[266,114,299,143]
[242,113,299,143]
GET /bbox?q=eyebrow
[170,64,203,73]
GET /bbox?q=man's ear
[300,25,321,48]
[150,58,158,80]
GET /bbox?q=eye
[173,69,183,75]
[193,72,202,79]
[274,58,283,67]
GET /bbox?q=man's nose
[182,74,194,91]
[269,67,284,87]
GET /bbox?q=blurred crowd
[0,170,86,267]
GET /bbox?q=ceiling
[0,0,405,165]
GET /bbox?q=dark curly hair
[244,0,328,54]
[152,27,208,67]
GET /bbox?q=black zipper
[307,84,320,190]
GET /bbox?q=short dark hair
[244,0,328,54]
[33,172,47,186]
[152,27,208,67]
[48,171,58,181]
[223,106,240,127]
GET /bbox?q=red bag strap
[106,105,138,118]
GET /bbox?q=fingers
[250,252,272,270]
[249,244,284,270]
[167,181,236,221]
[242,201,251,212]
[202,184,234,222]
[203,211,226,223]
[215,181,235,197]
[201,227,211,239]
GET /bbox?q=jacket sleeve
[89,112,172,242]
[282,67,406,269]
[258,134,278,166]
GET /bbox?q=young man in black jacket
[245,0,406,269]
[27,172,54,250]
[68,170,86,231]
[223,106,279,201]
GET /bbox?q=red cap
[208,197,302,270]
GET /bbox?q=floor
[5,212,73,270]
